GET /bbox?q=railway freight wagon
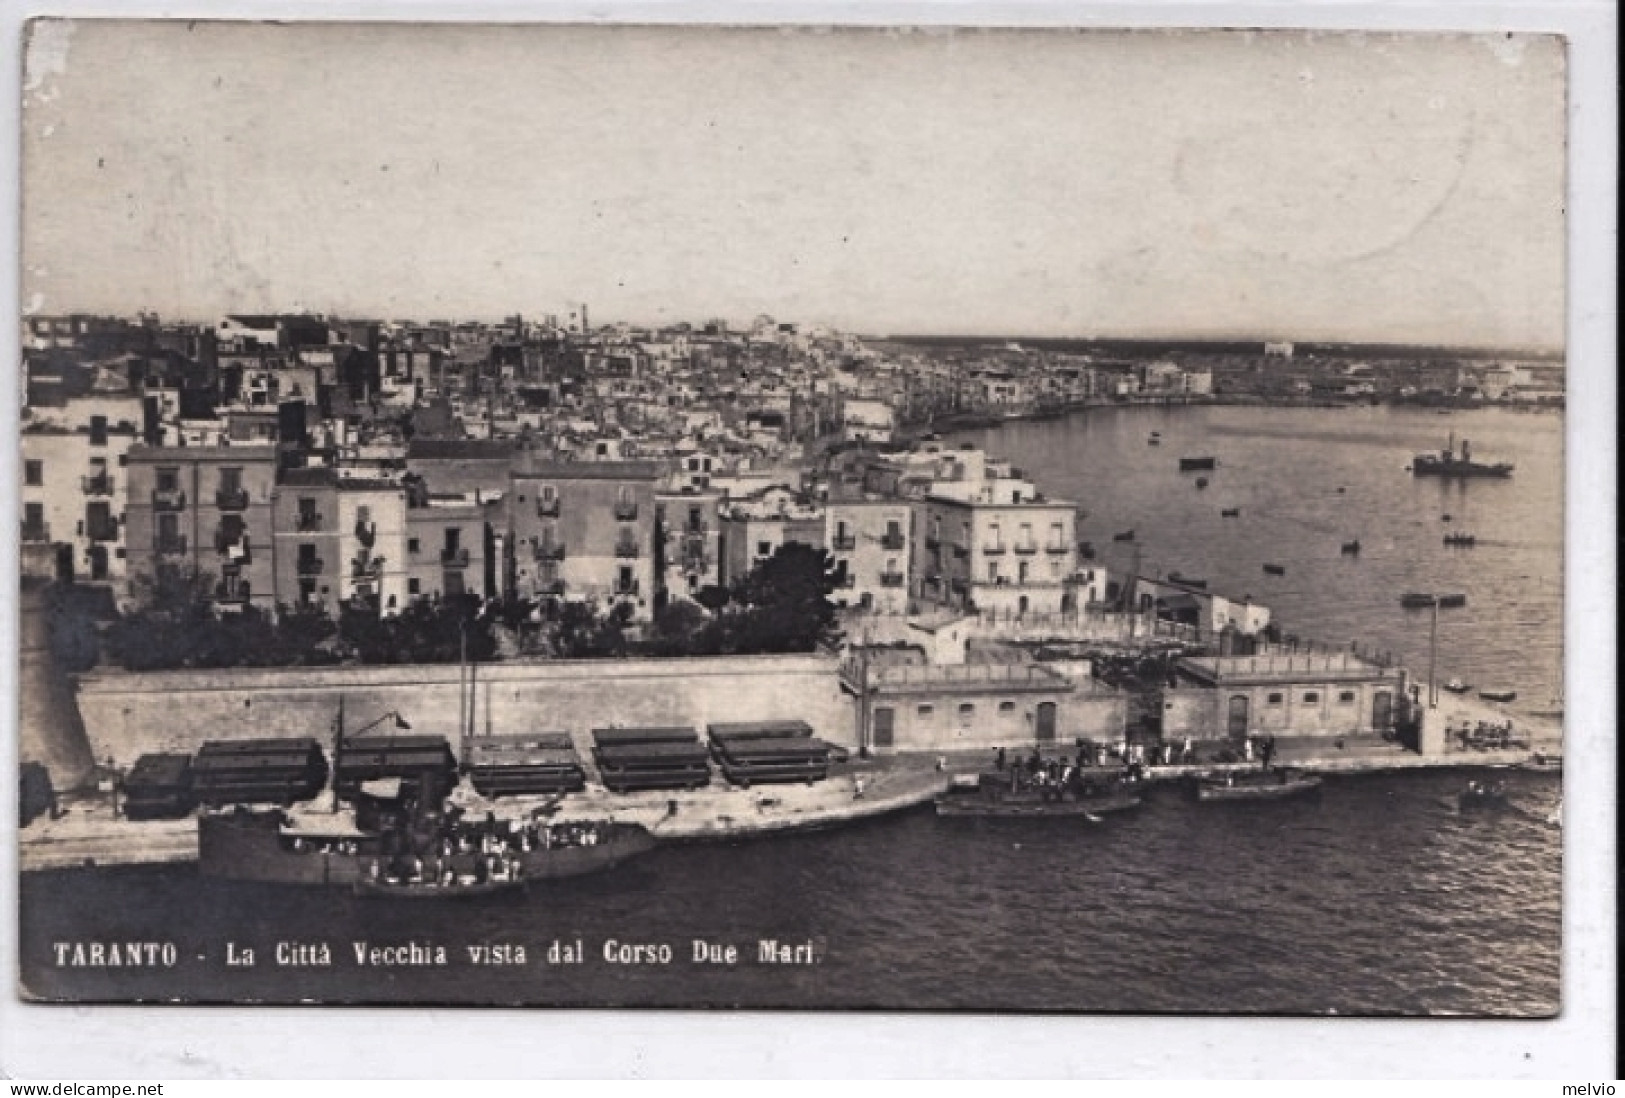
[333,734,457,800]
[591,727,711,793]
[706,721,839,786]
[467,733,587,797]
[191,738,329,807]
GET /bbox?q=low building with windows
[123,445,279,613]
[1135,576,1272,642]
[404,484,490,607]
[335,476,410,615]
[838,653,1127,755]
[1162,651,1410,742]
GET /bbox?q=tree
[715,542,842,655]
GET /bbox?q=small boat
[1522,752,1563,773]
[1220,508,1240,518]
[1195,769,1321,802]
[1336,486,1346,494]
[1444,533,1477,547]
[1340,540,1361,555]
[1436,593,1467,608]
[1400,592,1467,609]
[936,772,1142,818]
[1262,563,1286,576]
[1194,477,1209,489]
[1442,513,1452,522]
[1458,779,1509,808]
[1112,529,1135,542]
[1478,688,1518,703]
[1147,435,1161,446]
[1179,456,1217,471]
[1442,678,1472,694]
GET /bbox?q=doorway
[1035,701,1056,742]
[1227,695,1250,737]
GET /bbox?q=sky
[20,22,1566,348]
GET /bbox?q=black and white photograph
[7,13,1605,1054]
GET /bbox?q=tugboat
[1412,433,1514,478]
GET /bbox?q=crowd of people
[1451,719,1525,752]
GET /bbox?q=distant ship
[1411,434,1513,478]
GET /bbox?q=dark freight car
[467,732,587,797]
[191,738,328,807]
[592,731,711,793]
[122,753,196,820]
[334,735,457,799]
[707,723,837,787]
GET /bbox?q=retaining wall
[74,654,853,767]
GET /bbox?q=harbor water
[18,405,1564,1014]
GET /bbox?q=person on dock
[1261,735,1277,771]
[995,747,1007,772]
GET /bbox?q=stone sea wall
[73,654,856,767]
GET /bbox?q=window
[917,704,934,718]
[757,541,772,557]
[988,562,999,582]
[88,415,107,446]
[1267,693,1284,705]
[958,703,975,720]
[999,701,1016,714]
[156,467,179,493]
[408,537,420,554]
[219,467,242,494]
[1338,691,1356,704]
[24,460,42,486]
[408,579,420,595]
[1303,692,1320,705]
[355,505,371,526]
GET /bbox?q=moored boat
[1179,456,1217,471]
[1194,769,1321,802]
[1113,529,1135,542]
[935,772,1141,819]
[1442,678,1472,694]
[1262,563,1286,576]
[1220,508,1240,518]
[1478,688,1518,703]
[1443,533,1477,547]
[1412,433,1514,478]
[1340,540,1360,555]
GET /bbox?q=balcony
[880,533,906,551]
[613,501,639,521]
[156,534,189,557]
[296,512,324,532]
[1045,543,1070,555]
[613,579,641,597]
[879,571,906,588]
[440,547,470,569]
[214,582,252,605]
[151,489,187,511]
[983,542,1007,555]
[534,542,567,561]
[536,497,560,518]
[215,488,250,511]
[296,556,325,576]
[81,474,115,496]
[925,536,942,553]
[536,579,566,596]
[951,543,969,559]
[831,533,857,552]
[351,556,381,580]
[214,533,252,561]
[355,520,376,549]
[1013,543,1038,555]
[87,518,120,543]
[21,520,50,543]
[614,539,641,558]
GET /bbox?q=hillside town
[21,309,1563,770]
